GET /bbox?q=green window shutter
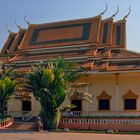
[102,23,108,44]
[116,25,121,46]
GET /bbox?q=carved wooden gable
[122,89,138,99]
[97,90,112,99]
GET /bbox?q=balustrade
[61,117,140,125]
[62,111,140,117]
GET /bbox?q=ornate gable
[122,89,138,99]
[0,33,17,57]
[20,16,101,50]
[97,90,112,99]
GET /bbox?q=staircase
[1,111,39,130]
[6,115,37,130]
[8,121,37,130]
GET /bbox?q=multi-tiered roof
[1,9,140,73]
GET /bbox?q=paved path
[0,130,140,140]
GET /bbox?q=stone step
[8,122,37,130]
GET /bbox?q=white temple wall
[7,72,140,116]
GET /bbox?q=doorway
[22,100,31,111]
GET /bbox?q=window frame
[98,99,110,111]
[71,99,82,111]
[123,99,137,111]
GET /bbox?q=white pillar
[31,92,33,113]
[86,85,88,116]
[115,74,119,116]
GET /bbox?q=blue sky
[0,0,140,52]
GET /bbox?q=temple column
[115,73,119,116]
[31,93,33,113]
[85,85,88,116]
[85,74,89,116]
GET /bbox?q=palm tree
[0,63,17,118]
[25,58,84,129]
[0,77,16,118]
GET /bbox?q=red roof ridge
[27,15,102,28]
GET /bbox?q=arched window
[97,90,112,110]
[122,90,138,110]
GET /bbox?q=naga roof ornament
[100,4,108,16]
[111,5,119,18]
[6,24,12,34]
[123,6,131,20]
[15,19,22,30]
[24,15,30,25]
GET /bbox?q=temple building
[1,7,140,131]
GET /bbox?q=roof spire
[123,6,131,20]
[100,4,108,16]
[6,24,12,34]
[24,15,30,25]
[111,5,119,18]
[15,19,22,30]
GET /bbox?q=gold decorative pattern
[122,89,138,99]
[97,90,112,99]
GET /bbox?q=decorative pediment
[69,93,79,100]
[97,90,112,99]
[122,89,138,99]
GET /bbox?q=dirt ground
[0,130,140,140]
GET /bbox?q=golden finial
[24,15,30,25]
[100,4,108,16]
[123,6,131,20]
[15,19,22,30]
[111,5,119,18]
[6,24,12,34]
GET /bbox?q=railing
[7,111,33,121]
[23,111,33,121]
[0,117,13,129]
[61,117,140,125]
[6,111,31,118]
[59,117,140,131]
[62,111,140,117]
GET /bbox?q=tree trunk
[43,109,61,130]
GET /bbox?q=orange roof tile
[1,15,140,73]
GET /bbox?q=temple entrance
[71,100,82,111]
[22,100,31,111]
